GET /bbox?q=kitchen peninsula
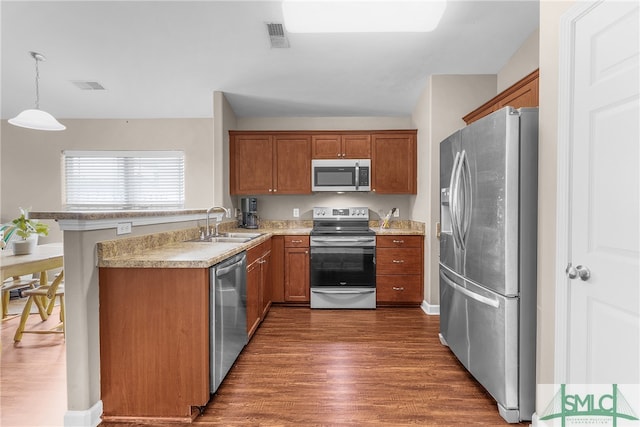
[30,210,424,424]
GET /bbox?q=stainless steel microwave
[311,159,371,192]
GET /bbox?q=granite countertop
[97,219,424,269]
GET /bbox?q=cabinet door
[284,247,310,302]
[342,134,371,158]
[376,248,422,275]
[270,236,285,303]
[260,250,272,319]
[246,260,261,338]
[371,132,417,194]
[376,275,423,304]
[230,134,273,195]
[312,134,342,159]
[273,134,311,194]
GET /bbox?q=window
[63,150,185,210]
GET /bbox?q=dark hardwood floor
[104,306,530,427]
[2,304,530,426]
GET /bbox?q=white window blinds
[63,150,185,210]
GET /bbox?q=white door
[558,0,639,384]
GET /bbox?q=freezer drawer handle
[439,270,500,308]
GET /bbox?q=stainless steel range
[310,207,376,309]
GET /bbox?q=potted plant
[11,207,49,255]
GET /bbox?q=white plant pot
[12,236,38,255]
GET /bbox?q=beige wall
[498,29,540,92]
[0,119,214,242]
[537,0,575,391]
[410,75,497,305]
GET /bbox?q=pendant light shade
[9,51,65,131]
[9,108,66,131]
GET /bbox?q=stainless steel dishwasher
[210,251,247,393]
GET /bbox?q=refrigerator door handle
[439,269,500,308]
[459,150,472,247]
[449,151,464,249]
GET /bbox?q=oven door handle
[310,237,376,243]
[312,289,376,295]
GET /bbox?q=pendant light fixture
[9,51,65,131]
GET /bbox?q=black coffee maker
[240,197,259,229]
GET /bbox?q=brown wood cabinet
[230,131,311,195]
[463,69,539,125]
[371,131,417,194]
[376,235,424,305]
[311,133,371,159]
[230,130,416,195]
[99,267,210,423]
[283,235,310,303]
[269,235,285,303]
[247,239,272,338]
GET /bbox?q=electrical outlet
[393,208,400,218]
[116,222,132,235]
[293,208,300,218]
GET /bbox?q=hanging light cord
[33,54,41,109]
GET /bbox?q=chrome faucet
[206,206,231,237]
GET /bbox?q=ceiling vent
[71,81,106,90]
[266,23,290,48]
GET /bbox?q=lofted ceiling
[1,1,539,120]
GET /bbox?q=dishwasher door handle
[216,255,246,277]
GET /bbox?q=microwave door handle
[355,161,360,190]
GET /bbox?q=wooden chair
[14,270,65,342]
[1,276,39,320]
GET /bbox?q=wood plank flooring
[1,304,67,427]
[2,305,531,426]
[105,306,530,427]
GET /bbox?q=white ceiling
[1,1,539,120]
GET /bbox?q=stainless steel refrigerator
[439,107,538,423]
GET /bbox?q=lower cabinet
[99,267,210,423]
[247,239,272,339]
[376,235,424,305]
[284,236,310,303]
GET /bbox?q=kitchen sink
[220,232,263,239]
[186,232,263,244]
[187,236,252,243]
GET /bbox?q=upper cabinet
[311,133,371,159]
[371,130,417,194]
[230,130,416,195]
[463,69,539,125]
[230,131,311,195]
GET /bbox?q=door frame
[553,0,601,384]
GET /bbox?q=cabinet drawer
[377,235,422,248]
[284,235,309,248]
[376,248,422,275]
[376,275,422,303]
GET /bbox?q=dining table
[0,242,64,319]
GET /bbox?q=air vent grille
[267,23,290,48]
[71,81,106,90]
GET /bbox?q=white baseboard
[530,412,539,426]
[421,300,439,315]
[64,400,102,427]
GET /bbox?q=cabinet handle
[274,189,277,192]
[291,239,303,243]
[392,259,404,264]
[392,239,405,244]
[269,189,273,192]
[342,153,346,157]
[305,251,309,254]
[392,286,405,291]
